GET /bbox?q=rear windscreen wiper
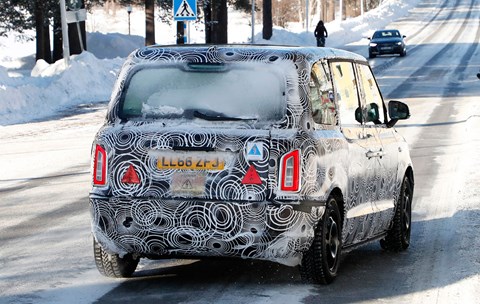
[193,110,257,121]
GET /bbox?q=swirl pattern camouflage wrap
[89,45,413,268]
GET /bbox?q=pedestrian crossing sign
[174,0,197,21]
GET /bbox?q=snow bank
[87,32,144,59]
[327,0,419,46]
[0,52,123,125]
[256,0,420,46]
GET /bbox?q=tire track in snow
[391,0,480,301]
[386,0,477,99]
[371,0,454,75]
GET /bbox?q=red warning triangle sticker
[121,164,140,184]
[241,165,262,185]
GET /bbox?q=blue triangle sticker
[248,144,261,156]
[246,142,264,161]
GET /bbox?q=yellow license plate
[157,155,225,170]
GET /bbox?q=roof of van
[126,44,367,65]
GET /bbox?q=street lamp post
[127,5,132,35]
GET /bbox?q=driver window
[309,62,336,125]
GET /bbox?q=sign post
[65,0,87,52]
[60,0,70,67]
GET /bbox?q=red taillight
[93,144,107,186]
[279,149,301,192]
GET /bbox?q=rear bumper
[89,196,325,267]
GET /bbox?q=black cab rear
[90,44,413,284]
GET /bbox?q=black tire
[380,175,412,251]
[93,238,139,278]
[299,197,342,285]
[369,52,376,59]
[400,49,407,57]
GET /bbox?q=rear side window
[120,61,292,122]
[330,61,360,128]
[309,61,336,125]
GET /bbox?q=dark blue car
[368,29,407,58]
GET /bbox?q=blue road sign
[173,0,197,21]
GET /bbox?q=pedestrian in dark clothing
[314,20,328,47]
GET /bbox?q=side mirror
[403,35,406,38]
[387,100,410,127]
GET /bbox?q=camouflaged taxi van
[89,44,414,284]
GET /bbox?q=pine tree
[0,0,90,63]
[0,1,31,36]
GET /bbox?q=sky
[0,0,420,126]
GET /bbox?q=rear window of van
[120,61,293,122]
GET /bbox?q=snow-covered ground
[0,0,420,126]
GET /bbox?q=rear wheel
[299,197,342,284]
[380,175,412,251]
[93,238,139,278]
